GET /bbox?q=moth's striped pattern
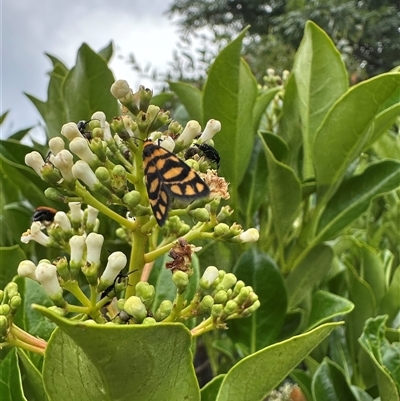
[143,140,210,226]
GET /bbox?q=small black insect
[77,120,92,140]
[33,206,57,224]
[100,270,137,300]
[195,143,220,169]
[185,143,220,169]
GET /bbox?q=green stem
[163,291,186,322]
[67,304,90,314]
[63,281,91,307]
[74,182,137,230]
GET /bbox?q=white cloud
[1,0,179,137]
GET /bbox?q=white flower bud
[50,150,75,181]
[201,266,219,287]
[199,119,221,142]
[91,111,106,128]
[86,205,99,227]
[25,151,45,178]
[48,137,65,156]
[35,262,62,298]
[85,232,104,266]
[72,160,99,189]
[110,80,131,99]
[17,260,38,281]
[69,137,97,164]
[53,211,71,231]
[159,136,175,152]
[100,252,127,284]
[102,122,112,141]
[69,202,84,222]
[69,235,85,264]
[61,122,82,141]
[21,222,51,246]
[239,228,259,243]
[178,120,201,146]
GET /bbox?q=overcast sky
[1,0,183,139]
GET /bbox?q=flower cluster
[16,81,260,338]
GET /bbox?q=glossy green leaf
[17,349,48,401]
[329,326,353,382]
[168,81,203,123]
[150,92,175,108]
[365,103,400,149]
[201,375,225,401]
[286,244,334,309]
[230,250,287,351]
[371,131,400,160]
[203,28,258,201]
[64,43,119,123]
[312,358,357,401]
[38,306,200,401]
[317,160,400,241]
[345,263,376,359]
[360,245,385,305]
[216,322,342,401]
[1,110,9,125]
[379,265,400,326]
[306,291,354,330]
[279,74,302,175]
[237,136,268,225]
[7,128,32,142]
[0,348,26,401]
[252,88,280,133]
[359,316,400,401]
[0,245,26,289]
[292,21,348,180]
[259,133,302,245]
[314,73,400,204]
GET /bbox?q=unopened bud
[135,281,155,309]
[154,300,173,321]
[142,317,157,325]
[5,282,18,298]
[123,190,141,207]
[199,295,214,314]
[123,296,147,323]
[216,273,237,291]
[172,271,189,293]
[214,223,230,237]
[214,290,228,304]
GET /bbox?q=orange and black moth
[143,140,210,226]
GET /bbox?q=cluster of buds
[20,202,99,249]
[17,81,261,336]
[0,282,46,354]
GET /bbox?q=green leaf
[292,21,348,180]
[168,82,203,123]
[259,133,302,245]
[279,74,302,175]
[1,110,10,125]
[0,348,26,401]
[317,160,400,241]
[201,375,225,401]
[98,41,114,62]
[371,131,400,160]
[314,73,400,204]
[379,265,400,326]
[306,291,354,330]
[345,263,376,360]
[150,92,175,108]
[365,103,400,148]
[63,43,119,123]
[8,128,32,142]
[38,306,200,401]
[230,250,287,352]
[312,358,357,401]
[359,316,400,400]
[17,349,48,401]
[216,322,342,401]
[329,326,353,381]
[286,244,334,309]
[252,88,280,133]
[203,28,258,205]
[237,136,268,226]
[0,245,26,289]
